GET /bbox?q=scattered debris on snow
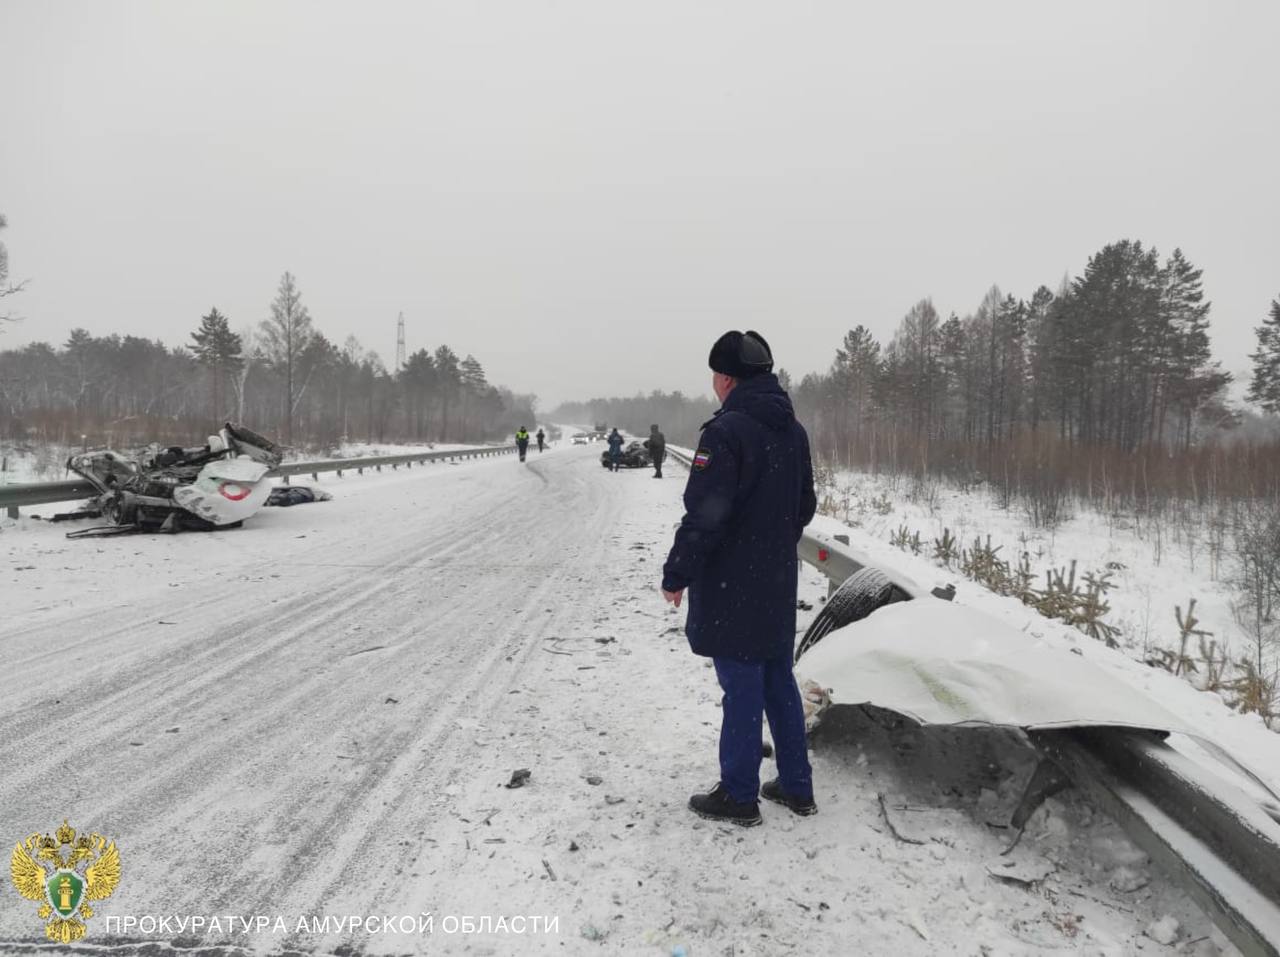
[1144,914,1180,945]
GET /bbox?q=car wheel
[795,566,897,662]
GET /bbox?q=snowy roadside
[322,440,509,460]
[798,469,1280,797]
[375,466,1230,955]
[820,470,1260,690]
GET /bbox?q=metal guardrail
[274,445,517,482]
[1033,728,1280,955]
[669,444,1280,956]
[0,445,518,518]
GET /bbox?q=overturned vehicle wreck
[61,423,283,538]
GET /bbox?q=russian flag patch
[692,448,712,470]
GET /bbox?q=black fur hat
[708,330,773,379]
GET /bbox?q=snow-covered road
[0,446,1232,955]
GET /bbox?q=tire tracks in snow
[0,447,620,954]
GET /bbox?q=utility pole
[396,312,406,374]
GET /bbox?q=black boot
[760,778,817,816]
[688,783,761,827]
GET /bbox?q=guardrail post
[311,472,319,481]
[358,467,364,475]
[6,505,17,519]
[337,469,344,478]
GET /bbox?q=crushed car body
[62,423,283,537]
[796,598,1196,734]
[600,440,652,469]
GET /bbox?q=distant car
[601,440,652,469]
[572,433,590,445]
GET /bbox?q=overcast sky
[2,0,1276,409]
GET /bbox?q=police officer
[643,424,666,479]
[536,428,546,453]
[661,330,818,826]
[515,427,530,462]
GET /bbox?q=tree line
[556,240,1280,510]
[788,239,1280,508]
[0,271,536,450]
[795,241,1229,459]
[550,392,719,445]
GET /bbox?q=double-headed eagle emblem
[10,820,120,944]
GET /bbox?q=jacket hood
[722,372,796,431]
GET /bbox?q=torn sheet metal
[796,599,1196,735]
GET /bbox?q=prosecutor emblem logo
[10,820,121,944]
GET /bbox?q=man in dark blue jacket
[606,428,624,472]
[661,330,818,826]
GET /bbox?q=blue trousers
[713,656,813,804]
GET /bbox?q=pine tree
[995,294,1028,441]
[433,345,461,440]
[973,286,1004,446]
[1161,249,1226,447]
[938,313,966,439]
[259,272,314,444]
[1070,240,1162,448]
[190,307,243,421]
[459,355,487,437]
[1024,286,1055,433]
[1248,297,1280,414]
[832,326,880,452]
[400,349,437,440]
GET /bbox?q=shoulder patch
[692,448,712,470]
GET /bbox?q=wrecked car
[599,440,652,469]
[61,423,283,538]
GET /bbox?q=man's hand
[662,588,684,608]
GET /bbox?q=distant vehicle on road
[600,440,652,470]
[571,432,590,445]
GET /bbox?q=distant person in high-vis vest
[515,427,530,462]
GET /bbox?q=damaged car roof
[796,599,1195,735]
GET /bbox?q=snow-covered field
[0,444,1254,954]
[0,441,77,484]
